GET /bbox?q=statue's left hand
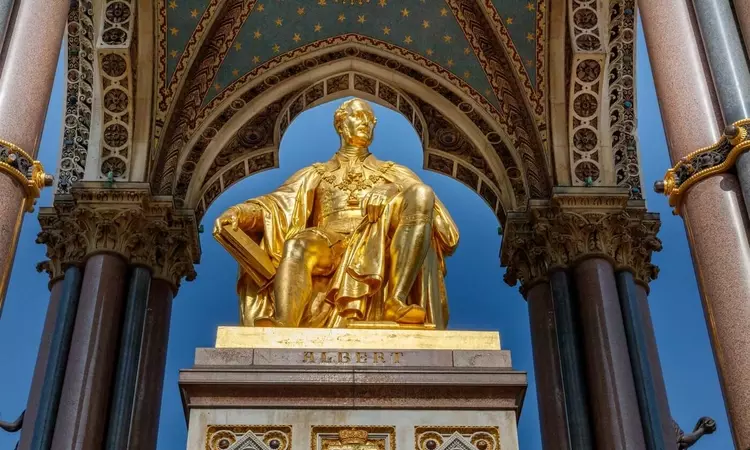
[362,184,399,222]
[213,207,240,235]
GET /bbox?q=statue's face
[338,100,376,147]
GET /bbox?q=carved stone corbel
[36,182,201,290]
[501,188,661,295]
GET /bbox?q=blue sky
[0,24,733,450]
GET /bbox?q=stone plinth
[180,328,526,450]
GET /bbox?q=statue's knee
[406,183,435,211]
[282,236,313,261]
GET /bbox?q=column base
[180,329,526,450]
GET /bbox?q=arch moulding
[161,43,552,226]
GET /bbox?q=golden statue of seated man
[214,98,459,328]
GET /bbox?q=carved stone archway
[180,59,518,224]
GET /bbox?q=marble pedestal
[180,327,527,450]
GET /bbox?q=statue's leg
[268,230,335,327]
[385,183,435,324]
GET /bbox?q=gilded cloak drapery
[237,154,459,328]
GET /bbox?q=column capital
[35,182,201,290]
[501,188,661,295]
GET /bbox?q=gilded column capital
[501,188,662,295]
[36,182,201,290]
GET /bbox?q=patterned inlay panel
[312,426,395,450]
[567,0,607,187]
[206,425,292,450]
[415,427,500,450]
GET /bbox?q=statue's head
[334,98,377,147]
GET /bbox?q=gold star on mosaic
[484,88,492,96]
[446,58,454,67]
[272,43,280,53]
[297,7,305,15]
[526,2,535,11]
[463,71,470,79]
[318,0,327,5]
[526,32,535,42]
[338,13,345,22]
[275,17,283,26]
[170,49,178,58]
[463,47,470,55]
[378,0,387,6]
[440,8,448,16]
[525,59,534,67]
[234,42,242,51]
[232,68,240,76]
[190,9,199,18]
[254,29,262,39]
[443,34,452,43]
[404,35,413,44]
[169,0,177,9]
[426,48,434,56]
[422,20,430,28]
[256,3,264,12]
[506,17,513,24]
[314,23,322,32]
[401,8,409,17]
[170,27,179,36]
[253,55,261,63]
[382,26,391,35]
[358,14,366,23]
[214,83,222,91]
[293,33,301,42]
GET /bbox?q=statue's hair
[333,98,376,132]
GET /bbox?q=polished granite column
[526,282,570,450]
[17,277,63,450]
[128,279,174,450]
[0,0,67,312]
[616,271,673,450]
[0,0,14,53]
[22,266,82,450]
[641,1,750,446]
[51,254,128,450]
[549,269,594,450]
[574,258,644,450]
[104,266,153,450]
[733,0,750,59]
[692,0,750,215]
[634,283,675,450]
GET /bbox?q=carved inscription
[302,351,404,364]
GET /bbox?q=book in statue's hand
[213,224,275,286]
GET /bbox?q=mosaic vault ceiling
[164,0,541,109]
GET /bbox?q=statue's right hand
[213,208,240,235]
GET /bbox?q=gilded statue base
[181,328,525,450]
[215,326,501,350]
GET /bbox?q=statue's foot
[384,298,426,324]
[254,317,284,327]
[339,308,365,321]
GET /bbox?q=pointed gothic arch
[177,53,522,224]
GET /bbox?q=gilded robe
[236,154,459,328]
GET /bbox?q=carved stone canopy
[36,182,201,290]
[501,187,661,296]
